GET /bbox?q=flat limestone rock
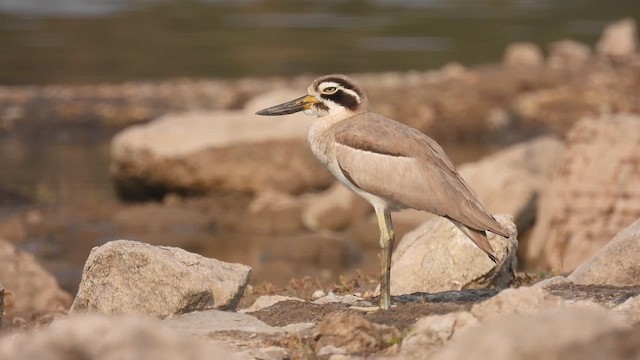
[71,240,251,316]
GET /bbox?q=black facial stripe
[321,89,359,111]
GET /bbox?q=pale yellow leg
[375,207,395,310]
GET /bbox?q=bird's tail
[449,219,498,263]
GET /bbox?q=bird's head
[256,74,369,118]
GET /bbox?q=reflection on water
[0,132,115,205]
[0,0,637,84]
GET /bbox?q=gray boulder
[71,240,251,316]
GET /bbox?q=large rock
[429,307,635,360]
[596,18,638,60]
[458,135,564,231]
[71,240,251,316]
[0,314,237,360]
[387,214,517,295]
[0,237,72,313]
[527,115,640,272]
[110,90,333,200]
[568,219,640,286]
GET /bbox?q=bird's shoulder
[332,112,457,173]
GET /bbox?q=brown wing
[332,112,510,238]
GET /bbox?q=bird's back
[328,112,510,238]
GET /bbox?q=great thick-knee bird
[256,74,510,310]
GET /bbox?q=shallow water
[0,0,638,85]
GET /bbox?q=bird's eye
[322,86,338,94]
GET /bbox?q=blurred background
[0,0,637,84]
[0,0,639,299]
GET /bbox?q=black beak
[255,95,318,116]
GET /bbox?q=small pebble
[312,290,326,299]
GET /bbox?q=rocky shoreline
[0,18,640,360]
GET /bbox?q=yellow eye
[322,86,338,94]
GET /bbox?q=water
[0,0,638,85]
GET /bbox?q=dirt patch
[251,301,347,327]
[251,288,500,329]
